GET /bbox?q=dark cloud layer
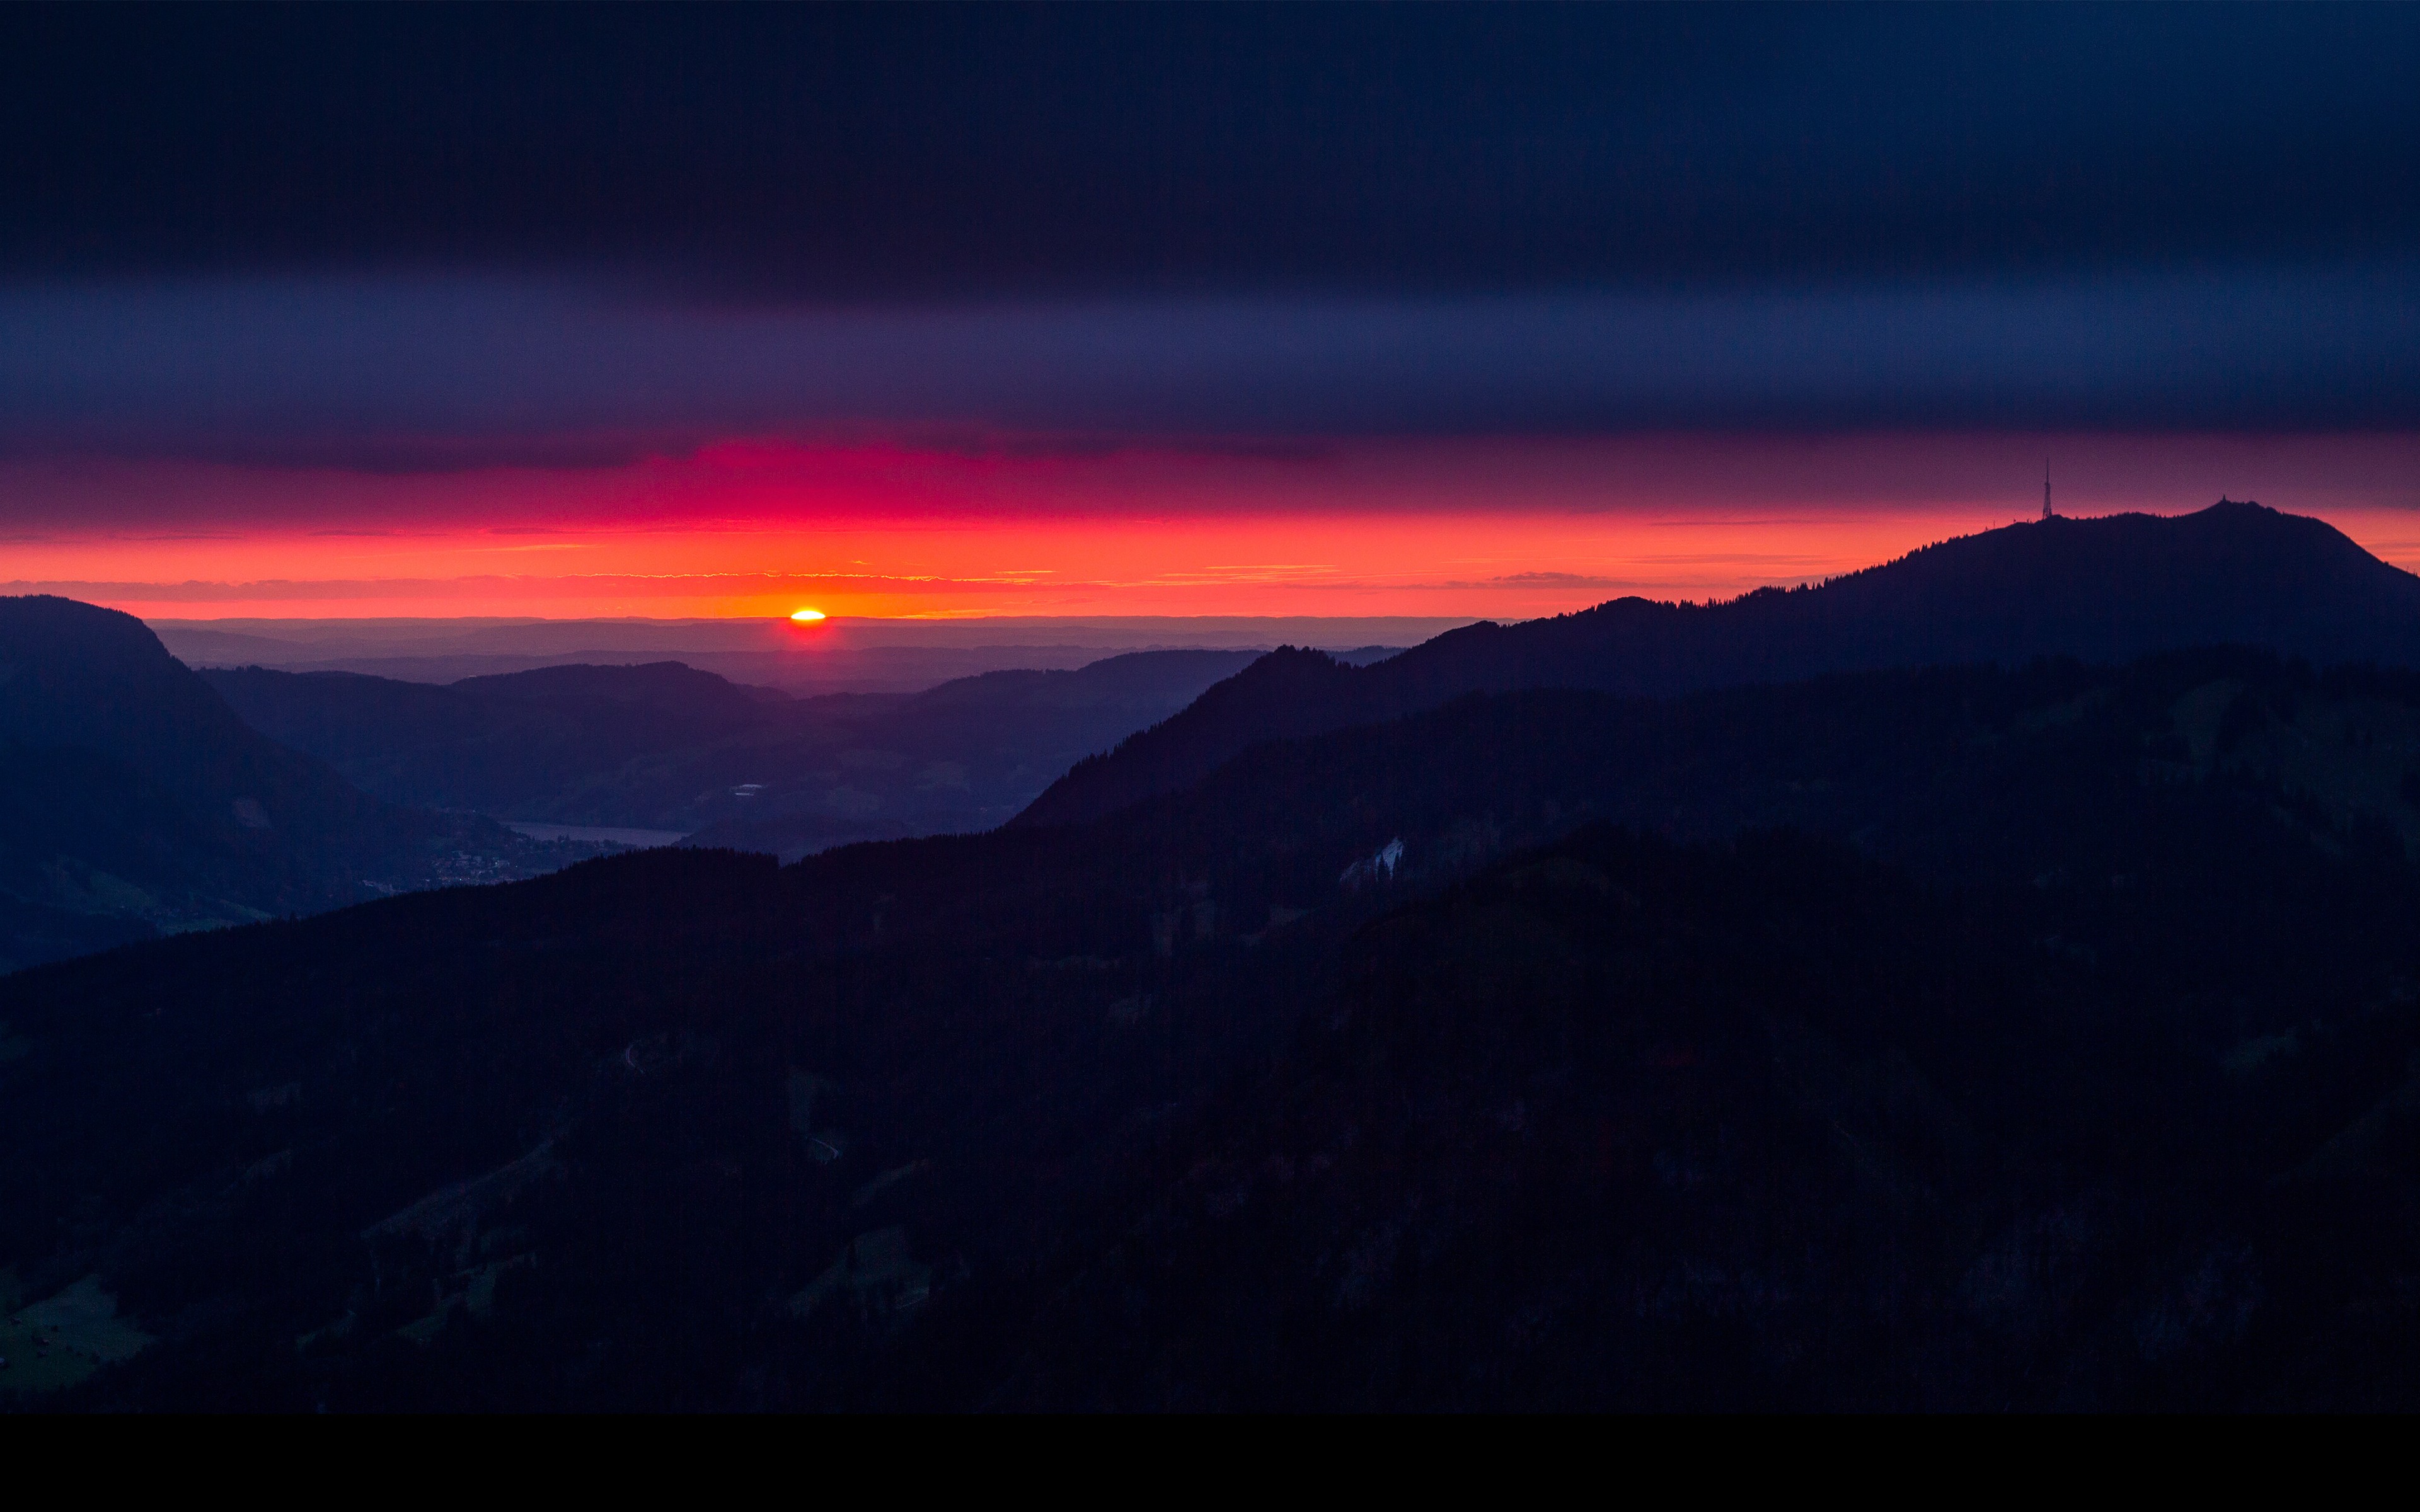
[2,271,2416,470]
[8,6,2418,472]
[5,5,2419,294]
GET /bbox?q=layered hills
[1021,501,2420,827]
[10,507,2420,1408]
[156,616,1446,694]
[8,644,2420,1407]
[203,649,1260,854]
[0,597,563,973]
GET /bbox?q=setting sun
[788,609,826,622]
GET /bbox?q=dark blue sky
[9,4,2419,293]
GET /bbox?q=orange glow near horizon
[5,432,2418,622]
[0,509,2067,621]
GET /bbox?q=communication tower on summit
[2043,461,2054,520]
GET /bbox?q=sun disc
[789,608,826,622]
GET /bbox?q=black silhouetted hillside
[205,649,1257,849]
[1020,501,2420,827]
[992,820,2420,1410]
[9,646,2420,1407]
[0,597,555,972]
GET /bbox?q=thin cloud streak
[3,268,2419,471]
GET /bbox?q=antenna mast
[2043,460,2054,520]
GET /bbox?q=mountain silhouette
[202,660,779,820]
[14,524,2420,1407]
[1018,501,2420,827]
[0,595,543,970]
[207,649,1258,848]
[9,646,2420,1407]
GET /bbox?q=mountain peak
[0,594,546,971]
[0,595,187,684]
[1016,503,2420,829]
[1,595,245,758]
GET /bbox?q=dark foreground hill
[1021,501,2420,827]
[204,650,1258,852]
[0,597,565,973]
[6,646,2420,1408]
